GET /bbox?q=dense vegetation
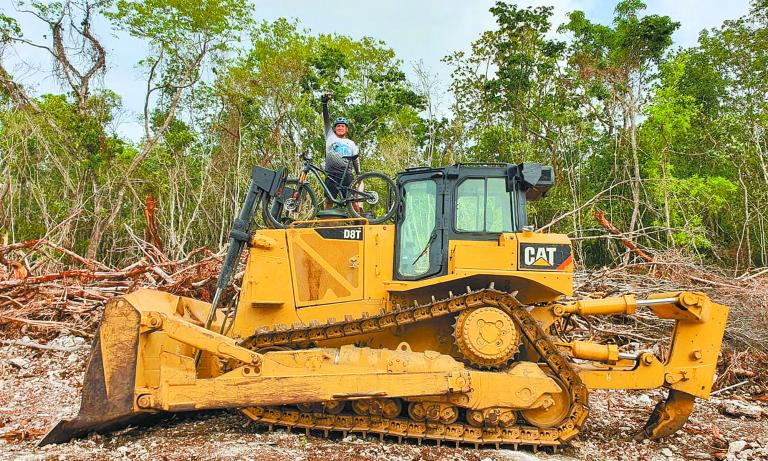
[1,1,766,270]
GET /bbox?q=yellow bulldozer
[41,163,728,450]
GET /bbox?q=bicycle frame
[293,158,371,207]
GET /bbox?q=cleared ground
[1,338,766,461]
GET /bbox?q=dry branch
[593,209,654,262]
[144,194,164,253]
[0,238,227,339]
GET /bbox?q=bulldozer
[41,163,728,450]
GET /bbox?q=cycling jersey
[325,127,360,177]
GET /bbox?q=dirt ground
[1,338,766,461]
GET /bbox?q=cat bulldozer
[41,163,728,450]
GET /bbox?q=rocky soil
[1,336,766,461]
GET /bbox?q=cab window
[397,180,437,277]
[456,177,514,233]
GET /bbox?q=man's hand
[321,92,333,103]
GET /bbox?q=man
[322,93,361,209]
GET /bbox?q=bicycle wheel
[262,179,319,228]
[346,172,400,224]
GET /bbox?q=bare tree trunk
[214,106,242,177]
[55,181,85,249]
[0,169,10,226]
[12,1,107,116]
[661,149,674,246]
[595,210,654,262]
[735,173,752,273]
[85,47,207,258]
[85,178,104,259]
[0,64,66,137]
[627,98,642,240]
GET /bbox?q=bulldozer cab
[395,163,554,281]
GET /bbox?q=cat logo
[524,246,557,267]
[519,243,572,271]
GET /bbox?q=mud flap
[39,298,147,445]
[636,389,695,440]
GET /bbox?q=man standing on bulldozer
[322,93,361,210]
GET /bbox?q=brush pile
[574,250,768,351]
[572,249,768,390]
[0,239,226,339]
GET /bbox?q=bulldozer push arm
[536,291,728,438]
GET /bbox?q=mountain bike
[263,152,400,228]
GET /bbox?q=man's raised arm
[322,93,332,135]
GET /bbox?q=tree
[443,3,604,260]
[445,3,573,163]
[3,0,767,272]
[643,1,768,268]
[214,19,424,175]
[1,2,126,252]
[8,0,108,115]
[81,0,251,258]
[561,0,679,245]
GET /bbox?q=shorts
[324,171,353,199]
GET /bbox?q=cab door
[394,172,444,280]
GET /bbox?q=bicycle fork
[292,170,309,201]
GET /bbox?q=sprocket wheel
[453,306,519,368]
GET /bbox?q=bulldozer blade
[636,389,695,440]
[39,297,147,446]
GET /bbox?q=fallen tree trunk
[593,209,654,263]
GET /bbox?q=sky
[2,0,753,140]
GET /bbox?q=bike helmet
[333,117,349,128]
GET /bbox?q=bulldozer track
[242,288,590,448]
[244,287,511,349]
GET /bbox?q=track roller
[351,398,402,418]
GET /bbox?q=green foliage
[0,13,21,43]
[645,54,697,138]
[214,18,424,172]
[665,176,738,249]
[445,2,576,165]
[109,0,249,43]
[2,2,768,270]
[562,1,679,73]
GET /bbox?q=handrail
[454,162,511,167]
[288,216,370,228]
